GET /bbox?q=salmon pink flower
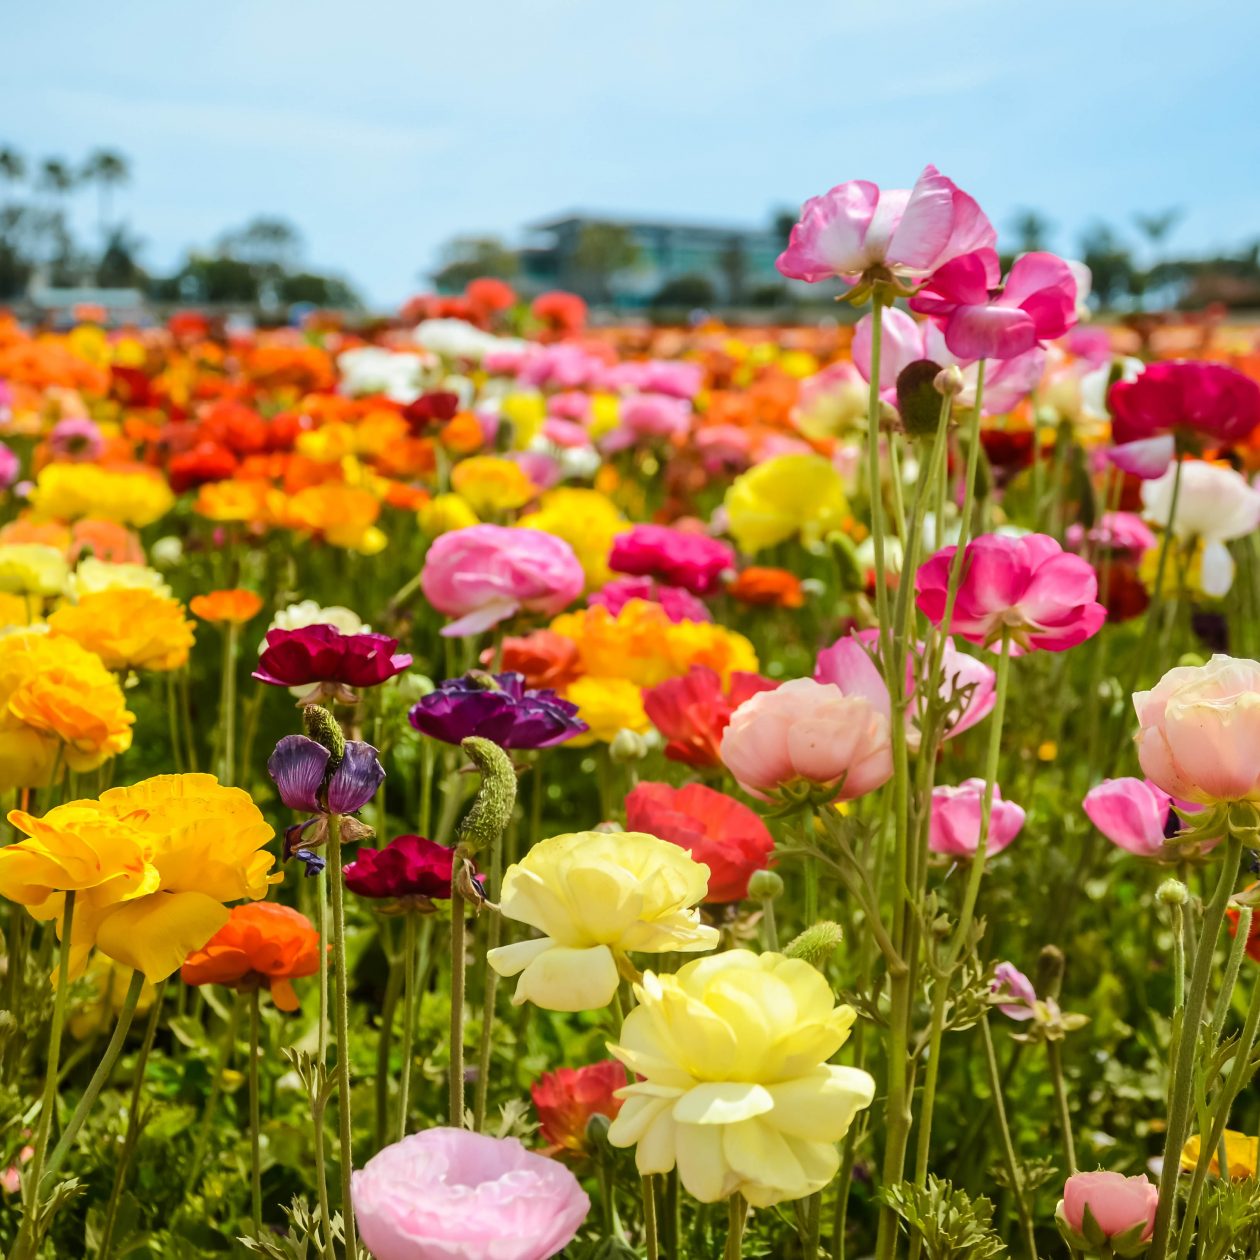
[776,165,994,288]
[1059,1171,1157,1245]
[929,778,1025,859]
[531,1060,626,1159]
[916,533,1106,653]
[910,249,1078,360]
[643,666,777,767]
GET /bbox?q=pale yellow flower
[0,544,69,597]
[69,556,171,599]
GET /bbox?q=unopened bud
[1157,878,1189,907]
[895,359,947,437]
[302,705,345,772]
[585,1112,613,1148]
[747,869,785,902]
[784,921,844,971]
[457,737,518,857]
[1036,944,1065,1001]
[609,728,649,764]
[934,364,966,397]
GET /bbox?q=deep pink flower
[0,442,18,489]
[910,249,1078,360]
[991,961,1038,1020]
[254,624,412,689]
[915,533,1106,653]
[1061,1171,1157,1243]
[776,165,995,286]
[609,523,735,596]
[588,576,711,623]
[421,524,585,637]
[343,834,462,903]
[1082,777,1180,857]
[929,778,1025,859]
[1065,511,1157,560]
[1107,360,1260,478]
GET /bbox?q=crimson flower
[343,834,466,909]
[531,1060,625,1159]
[254,624,412,702]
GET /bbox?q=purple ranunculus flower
[253,624,412,695]
[408,671,586,749]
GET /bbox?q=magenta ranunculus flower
[343,834,463,906]
[929,778,1025,859]
[254,624,412,697]
[1060,1171,1158,1243]
[720,677,892,804]
[1082,777,1184,857]
[421,524,585,637]
[351,1127,590,1260]
[776,164,995,287]
[588,576,711,623]
[0,441,19,489]
[609,523,735,596]
[916,533,1106,653]
[991,961,1038,1020]
[909,249,1078,361]
[1107,359,1260,478]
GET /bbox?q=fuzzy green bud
[608,728,649,764]
[1156,878,1190,907]
[457,737,518,858]
[747,869,785,902]
[784,921,844,971]
[302,705,345,773]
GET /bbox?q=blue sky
[5,0,1258,306]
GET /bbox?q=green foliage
[880,1177,1007,1260]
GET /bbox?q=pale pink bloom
[1065,511,1157,560]
[852,307,926,400]
[546,391,591,422]
[519,344,606,390]
[483,348,529,376]
[720,677,893,803]
[929,778,1025,859]
[603,393,691,453]
[1134,654,1260,804]
[640,359,703,399]
[509,450,562,491]
[991,961,1038,1020]
[916,533,1106,653]
[777,165,995,286]
[0,442,18,489]
[695,424,755,474]
[910,249,1078,361]
[1083,778,1174,856]
[1061,1171,1158,1242]
[541,417,591,449]
[0,1144,32,1195]
[421,524,585,637]
[351,1127,590,1260]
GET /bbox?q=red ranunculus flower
[253,624,412,695]
[342,834,459,906]
[531,1060,625,1159]
[642,665,777,768]
[625,781,775,902]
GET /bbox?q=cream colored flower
[0,544,69,597]
[69,556,171,599]
[487,831,717,1011]
[607,950,875,1207]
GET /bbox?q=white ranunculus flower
[337,346,428,404]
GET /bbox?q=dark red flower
[402,391,461,433]
[168,441,239,493]
[531,1061,625,1158]
[642,666,778,768]
[343,834,459,904]
[625,781,775,903]
[253,624,412,692]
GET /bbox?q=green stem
[311,1089,334,1260]
[1130,453,1184,695]
[473,835,505,1133]
[220,623,237,785]
[248,987,262,1234]
[724,1192,746,1260]
[1150,834,1243,1258]
[327,817,358,1257]
[374,921,402,1150]
[449,873,468,1126]
[980,1016,1038,1259]
[912,979,951,1188]
[641,1175,660,1260]
[317,867,329,1064]
[397,915,432,1141]
[184,991,243,1195]
[1047,1040,1077,1176]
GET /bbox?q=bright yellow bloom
[1,773,279,982]
[1181,1130,1259,1180]
[519,488,627,588]
[608,950,876,1206]
[724,454,848,553]
[419,493,480,538]
[49,588,195,672]
[283,484,387,555]
[69,556,171,598]
[501,391,547,447]
[0,593,33,628]
[588,393,621,442]
[450,455,537,515]
[665,617,759,683]
[30,464,174,527]
[564,676,650,745]
[0,631,134,787]
[487,831,718,1011]
[0,544,69,597]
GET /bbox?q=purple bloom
[589,576,711,623]
[408,671,586,749]
[254,624,412,691]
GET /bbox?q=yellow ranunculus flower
[665,618,759,683]
[283,484,387,555]
[608,950,876,1207]
[1,773,279,982]
[588,393,621,442]
[0,631,134,787]
[1181,1130,1259,1180]
[487,831,718,1011]
[69,556,171,598]
[564,676,650,745]
[519,488,627,588]
[194,480,281,525]
[30,464,174,528]
[450,455,537,515]
[49,588,195,672]
[501,391,547,448]
[0,593,33,628]
[0,544,70,597]
[724,454,848,554]
[419,493,480,538]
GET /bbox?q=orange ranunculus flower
[190,588,265,624]
[68,519,145,565]
[49,588,196,672]
[181,902,320,1011]
[0,631,134,787]
[193,479,282,526]
[440,412,486,455]
[1,773,280,982]
[727,566,806,609]
[282,484,387,555]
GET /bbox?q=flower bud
[302,705,345,772]
[747,869,785,902]
[457,736,518,858]
[895,359,947,437]
[1036,944,1065,1002]
[608,728,649,764]
[1156,878,1189,907]
[784,921,844,971]
[934,364,966,397]
[585,1112,613,1149]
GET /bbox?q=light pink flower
[0,442,18,489]
[1134,654,1260,805]
[421,524,585,637]
[546,391,591,422]
[991,961,1037,1020]
[603,393,691,453]
[1065,511,1157,560]
[351,1127,590,1260]
[720,677,892,803]
[916,533,1106,653]
[929,778,1025,859]
[776,165,995,286]
[852,307,927,400]
[1082,777,1179,856]
[1061,1171,1158,1242]
[910,249,1078,361]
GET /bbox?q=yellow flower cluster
[29,464,175,528]
[450,455,537,515]
[0,631,134,788]
[0,773,279,982]
[724,453,848,553]
[49,588,196,672]
[519,488,627,588]
[419,493,480,538]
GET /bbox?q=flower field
[4,165,1260,1259]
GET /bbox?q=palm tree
[0,146,25,198]
[81,149,130,236]
[1010,208,1053,254]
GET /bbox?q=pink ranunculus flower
[1060,1171,1158,1243]
[589,576,711,623]
[421,524,585,637]
[1065,511,1157,561]
[852,307,927,401]
[929,778,1025,859]
[351,1127,590,1260]
[610,523,736,596]
[1134,654,1260,805]
[603,393,692,453]
[915,533,1106,653]
[1083,777,1177,857]
[991,961,1038,1020]
[0,442,19,489]
[776,165,995,287]
[720,676,893,804]
[910,249,1078,361]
